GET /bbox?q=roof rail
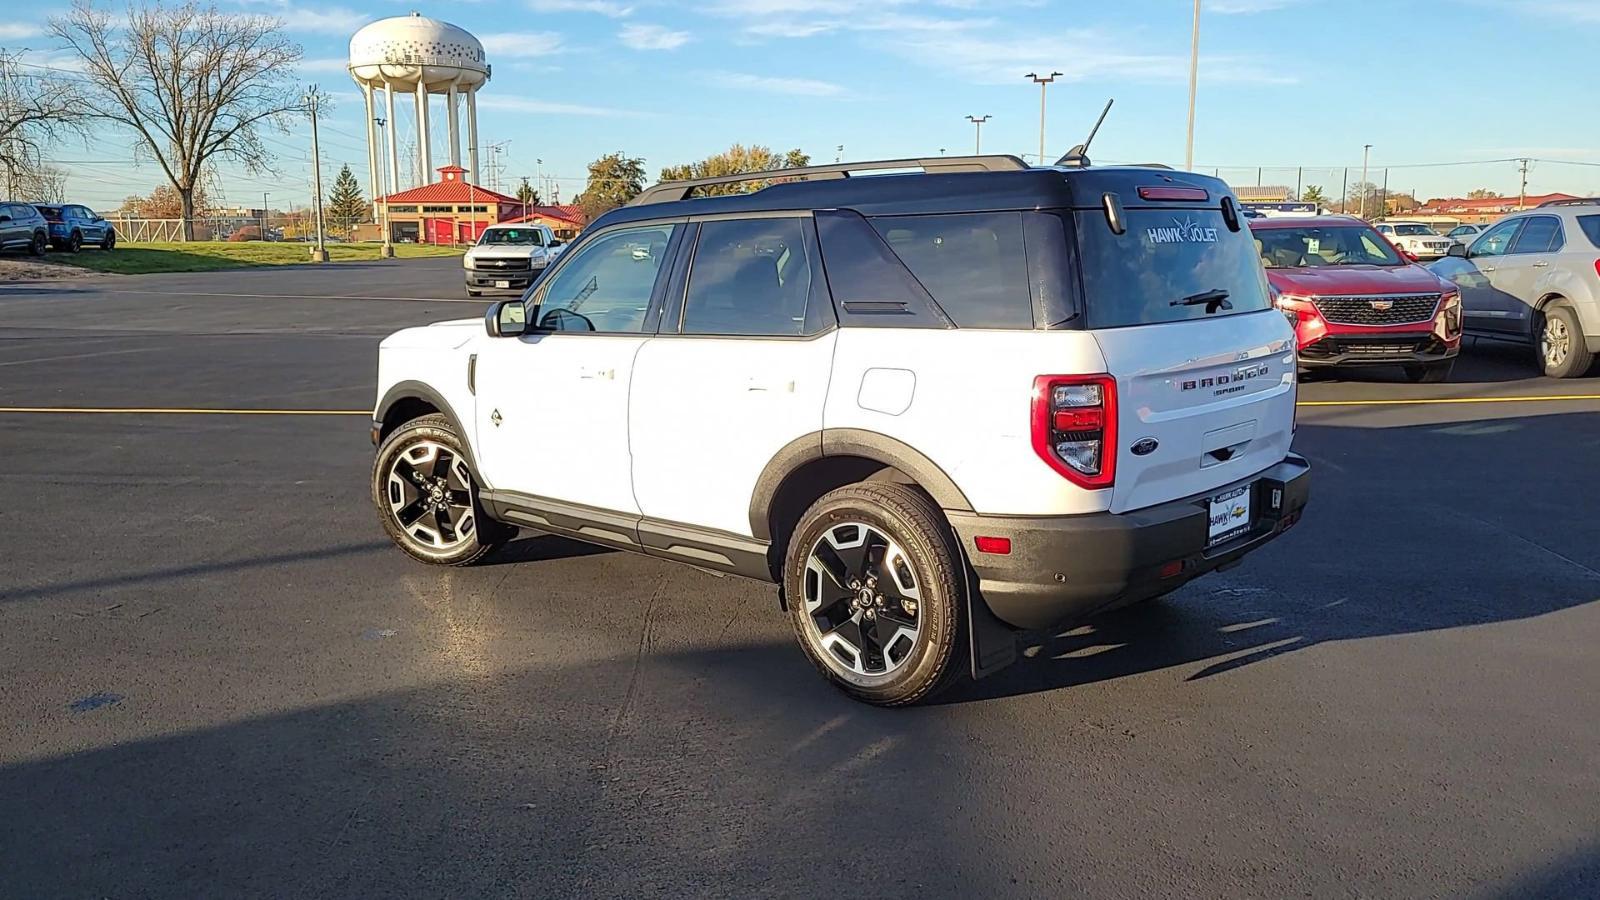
[628,155,1031,206]
[1537,197,1600,208]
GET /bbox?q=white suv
[371,156,1311,705]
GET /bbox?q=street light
[965,115,991,155]
[1359,143,1373,219]
[1025,71,1063,165]
[1185,0,1201,170]
[374,116,394,258]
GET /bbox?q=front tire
[372,414,509,566]
[784,482,965,706]
[1404,360,1454,383]
[29,232,46,257]
[101,231,115,251]
[1537,304,1594,379]
[66,231,82,254]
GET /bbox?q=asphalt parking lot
[2,258,1597,898]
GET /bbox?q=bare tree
[0,50,84,196]
[15,165,69,203]
[50,0,303,239]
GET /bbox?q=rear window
[35,206,61,220]
[1075,208,1272,329]
[1577,215,1600,249]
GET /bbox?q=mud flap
[961,547,1018,679]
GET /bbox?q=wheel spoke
[396,497,430,527]
[431,447,454,481]
[447,489,472,508]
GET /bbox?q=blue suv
[35,204,116,252]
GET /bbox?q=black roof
[593,164,1236,230]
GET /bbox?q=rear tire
[101,231,115,251]
[1537,304,1593,379]
[1403,360,1454,383]
[372,414,510,566]
[784,482,965,706]
[66,231,82,254]
[29,232,46,257]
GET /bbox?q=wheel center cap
[856,587,874,606]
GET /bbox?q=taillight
[1593,258,1600,280]
[1273,294,1327,350]
[1031,375,1116,489]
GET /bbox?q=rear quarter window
[867,213,1034,329]
[1075,208,1271,329]
[1577,215,1600,249]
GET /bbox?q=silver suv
[1431,199,1600,378]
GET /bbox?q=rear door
[1073,200,1297,514]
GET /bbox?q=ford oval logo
[1131,438,1159,456]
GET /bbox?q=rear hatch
[1072,182,1297,514]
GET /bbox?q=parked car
[33,203,115,252]
[462,223,565,296]
[0,202,48,256]
[1430,199,1600,378]
[369,156,1311,705]
[1257,216,1461,382]
[1447,223,1490,246]
[1375,221,1454,260]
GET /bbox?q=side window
[1471,219,1523,257]
[1509,216,1563,254]
[1577,215,1600,249]
[681,218,812,337]
[532,223,677,333]
[868,213,1034,329]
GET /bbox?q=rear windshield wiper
[1170,288,1232,313]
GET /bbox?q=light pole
[305,87,328,262]
[1359,143,1372,218]
[1026,71,1062,165]
[966,115,991,155]
[1185,0,1201,170]
[375,116,394,258]
[260,192,269,241]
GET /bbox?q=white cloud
[1206,0,1296,12]
[619,23,691,50]
[527,0,634,16]
[227,2,370,34]
[300,57,350,73]
[887,29,1296,86]
[475,95,639,116]
[0,23,44,39]
[1511,0,1600,23]
[705,71,846,96]
[480,31,565,58]
[705,0,990,38]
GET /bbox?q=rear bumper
[1298,332,1458,367]
[947,454,1311,631]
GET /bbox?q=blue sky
[10,0,1600,210]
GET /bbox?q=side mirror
[548,239,563,247]
[0,214,10,223]
[484,299,527,338]
[1446,243,1468,259]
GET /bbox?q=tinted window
[1578,215,1600,249]
[682,218,812,336]
[814,209,951,329]
[867,213,1034,328]
[1076,208,1271,328]
[1471,219,1523,257]
[533,223,677,333]
[1509,216,1563,254]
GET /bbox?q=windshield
[1257,224,1404,268]
[478,228,543,246]
[1392,224,1434,236]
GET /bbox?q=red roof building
[500,204,587,239]
[374,165,529,244]
[1411,192,1579,224]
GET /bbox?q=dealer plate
[1207,485,1252,547]
[494,280,511,289]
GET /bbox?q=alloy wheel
[802,522,923,678]
[1542,316,1570,369]
[385,439,478,551]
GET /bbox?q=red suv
[1254,215,1462,382]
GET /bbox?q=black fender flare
[747,428,974,541]
[374,380,484,480]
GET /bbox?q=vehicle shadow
[481,533,616,565]
[952,411,1600,703]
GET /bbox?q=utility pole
[1295,166,1302,201]
[1380,168,1389,217]
[1359,144,1372,218]
[1517,157,1531,209]
[966,115,991,155]
[375,116,394,258]
[1185,0,1201,170]
[1025,71,1063,165]
[1341,167,1349,213]
[306,87,328,262]
[521,176,530,220]
[261,192,269,240]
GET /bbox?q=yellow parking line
[0,407,369,415]
[1298,395,1600,407]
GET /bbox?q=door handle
[1532,261,1550,268]
[746,377,794,393]
[579,366,614,380]
[1480,266,1496,273]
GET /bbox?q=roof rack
[628,155,1031,206]
[1537,197,1600,208]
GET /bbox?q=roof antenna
[1056,98,1113,168]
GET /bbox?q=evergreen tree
[326,164,368,230]
[515,180,541,206]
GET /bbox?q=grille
[1300,336,1433,360]
[474,258,531,271]
[1312,293,1439,326]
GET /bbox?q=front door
[1444,217,1524,335]
[472,220,682,516]
[630,216,836,537]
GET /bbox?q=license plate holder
[494,279,510,289]
[1207,485,1253,547]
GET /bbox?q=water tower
[348,12,491,205]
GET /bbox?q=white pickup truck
[463,223,566,296]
